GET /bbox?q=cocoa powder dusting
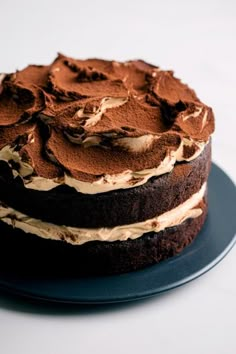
[0,54,215,181]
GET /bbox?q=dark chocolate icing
[0,54,215,182]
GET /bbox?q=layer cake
[0,55,214,275]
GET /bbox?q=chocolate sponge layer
[0,143,211,228]
[0,198,207,276]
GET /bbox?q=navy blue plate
[0,163,235,304]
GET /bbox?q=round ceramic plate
[0,163,235,304]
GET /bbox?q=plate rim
[1,237,235,305]
[0,162,235,304]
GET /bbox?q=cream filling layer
[0,139,207,194]
[0,74,6,86]
[0,74,6,94]
[0,182,206,245]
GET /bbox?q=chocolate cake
[0,55,215,275]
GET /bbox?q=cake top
[0,54,214,193]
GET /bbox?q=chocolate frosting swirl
[0,54,214,183]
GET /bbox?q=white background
[0,1,235,353]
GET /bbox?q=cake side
[0,199,207,275]
[0,141,211,227]
[0,55,214,274]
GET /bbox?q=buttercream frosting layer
[0,55,214,193]
[0,183,206,245]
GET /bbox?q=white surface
[0,1,235,354]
